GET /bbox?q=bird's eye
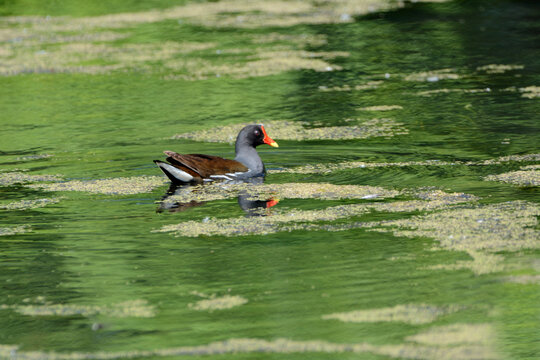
[254,130,260,136]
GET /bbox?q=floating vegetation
[0,0,455,78]
[270,153,540,175]
[16,154,53,161]
[358,105,403,111]
[156,204,371,237]
[403,68,460,82]
[0,172,62,186]
[0,336,497,360]
[484,169,540,187]
[28,176,167,195]
[163,49,347,80]
[1,41,216,76]
[0,197,63,211]
[1,0,411,31]
[0,30,128,45]
[2,0,384,78]
[269,160,457,174]
[0,225,31,236]
[190,295,248,311]
[322,304,462,325]
[172,119,408,143]
[156,191,475,237]
[178,0,402,28]
[503,86,540,98]
[426,251,505,276]
[375,201,539,253]
[406,323,494,345]
[2,299,154,318]
[416,88,491,96]
[518,86,540,99]
[1,0,449,32]
[476,64,524,74]
[251,33,328,46]
[318,81,383,92]
[273,200,538,275]
[520,164,540,170]
[480,153,540,164]
[163,183,400,205]
[2,17,346,78]
[372,201,540,274]
[502,275,540,285]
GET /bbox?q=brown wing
[164,151,248,178]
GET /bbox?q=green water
[1,0,539,359]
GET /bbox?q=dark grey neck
[235,142,265,174]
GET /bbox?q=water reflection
[157,177,278,216]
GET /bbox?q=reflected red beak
[261,125,279,148]
[266,198,279,208]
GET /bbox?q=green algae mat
[1,0,539,359]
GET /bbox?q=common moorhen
[154,124,278,184]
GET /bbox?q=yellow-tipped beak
[261,124,279,148]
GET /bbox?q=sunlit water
[0,0,539,359]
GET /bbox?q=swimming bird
[154,124,278,184]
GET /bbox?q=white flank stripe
[159,163,193,182]
[210,174,233,180]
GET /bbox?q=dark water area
[0,0,539,359]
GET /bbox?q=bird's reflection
[157,177,278,216]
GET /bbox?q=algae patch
[0,336,497,360]
[322,304,461,325]
[1,1,359,78]
[1,13,347,78]
[1,40,216,76]
[156,203,373,237]
[1,0,410,32]
[172,119,408,143]
[426,251,505,275]
[480,153,540,165]
[358,105,403,111]
[484,169,539,187]
[416,88,492,97]
[28,176,167,195]
[406,323,495,345]
[476,64,524,74]
[164,49,347,81]
[374,201,539,253]
[0,0,453,31]
[318,81,383,92]
[269,153,540,175]
[371,201,540,274]
[156,190,475,237]
[1,299,154,318]
[163,183,400,204]
[502,275,540,285]
[404,68,460,82]
[16,154,53,161]
[0,225,31,236]
[520,164,540,170]
[518,86,540,99]
[0,197,63,211]
[0,172,62,186]
[269,159,458,174]
[252,33,328,46]
[190,295,248,311]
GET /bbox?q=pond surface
[1,0,539,359]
